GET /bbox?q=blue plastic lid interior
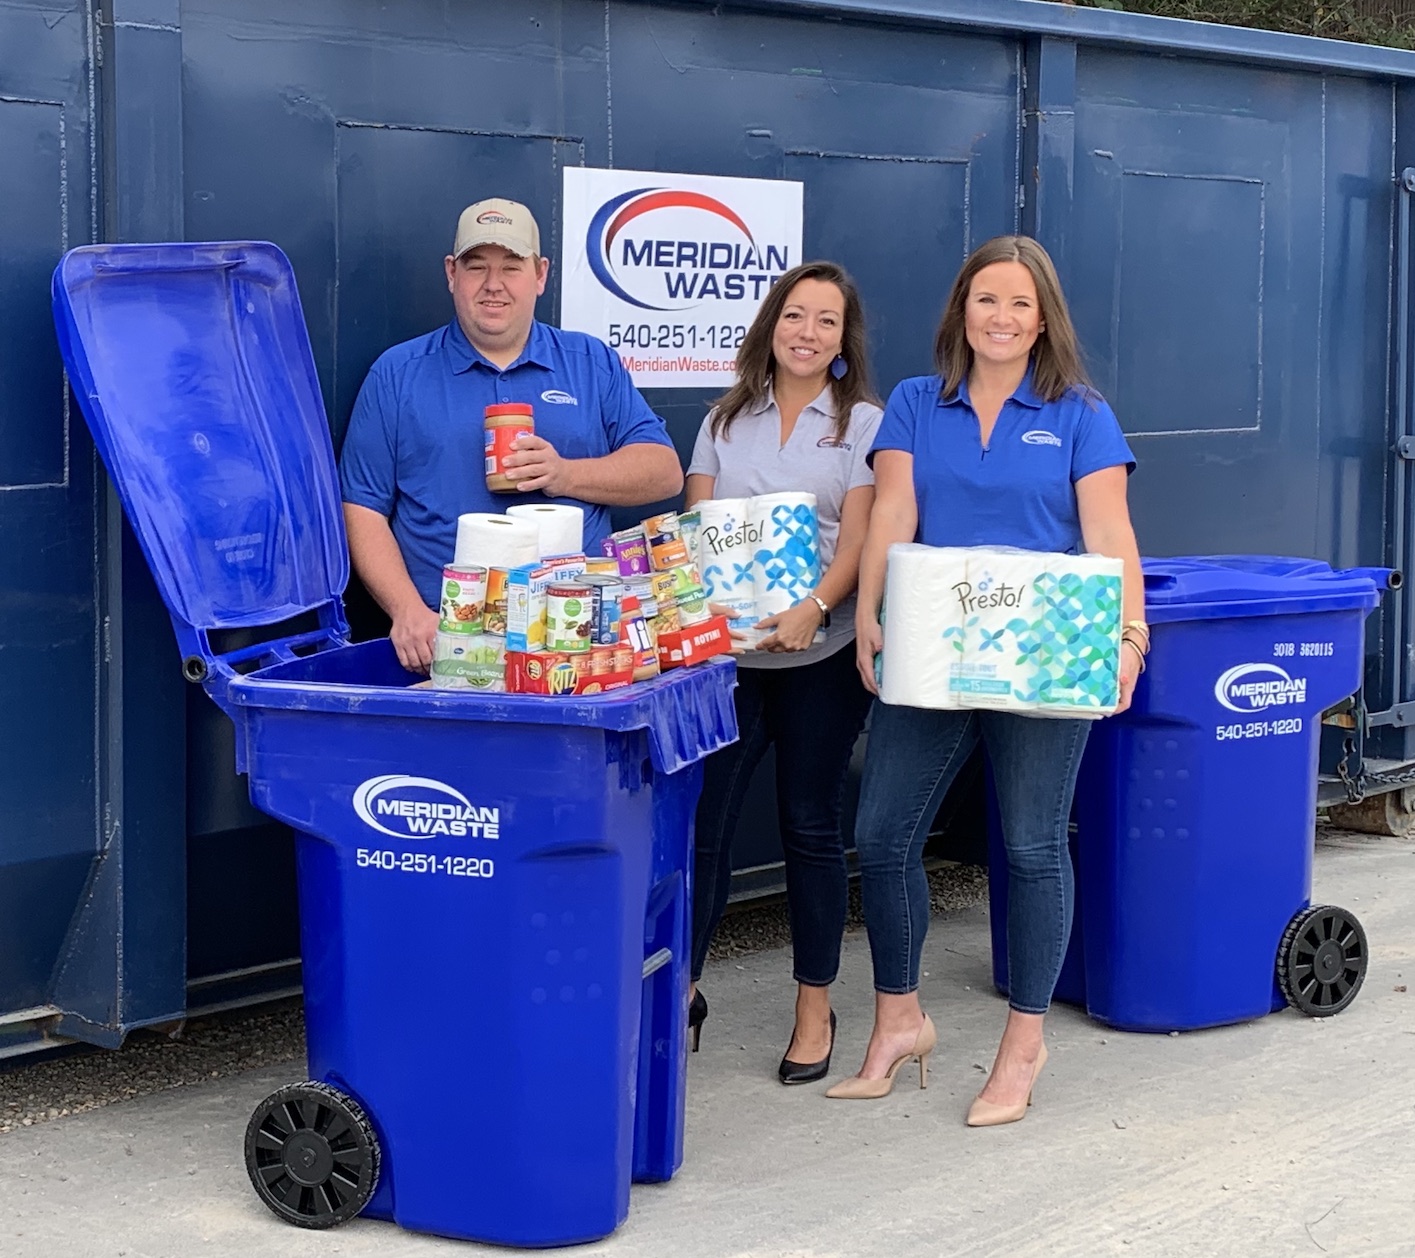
[1143,556,1388,622]
[52,243,347,653]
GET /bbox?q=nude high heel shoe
[965,1044,1048,1127]
[825,1015,936,1100]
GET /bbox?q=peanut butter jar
[484,403,535,493]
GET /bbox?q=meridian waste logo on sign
[352,775,501,840]
[561,168,803,388]
[1214,664,1308,712]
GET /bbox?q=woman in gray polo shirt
[685,261,883,1084]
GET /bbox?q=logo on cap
[477,211,514,226]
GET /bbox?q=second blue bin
[990,556,1387,1032]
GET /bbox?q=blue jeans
[691,645,872,986]
[854,702,1091,1013]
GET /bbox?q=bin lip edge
[225,656,737,729]
[1145,592,1382,624]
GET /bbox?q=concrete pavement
[2,828,1412,1258]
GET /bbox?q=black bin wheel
[244,1081,380,1229]
[1278,904,1368,1017]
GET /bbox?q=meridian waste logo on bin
[353,775,501,839]
[1214,664,1309,712]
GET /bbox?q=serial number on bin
[1215,718,1304,741]
[1273,642,1334,657]
[355,849,495,878]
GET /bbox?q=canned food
[545,581,593,653]
[624,574,658,617]
[678,595,712,626]
[581,574,624,646]
[648,533,690,571]
[667,563,705,601]
[484,404,535,493]
[584,556,619,577]
[649,606,681,637]
[609,527,650,577]
[439,564,489,633]
[484,567,512,636]
[650,571,678,613]
[676,509,702,558]
[642,512,680,538]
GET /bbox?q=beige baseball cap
[451,198,541,260]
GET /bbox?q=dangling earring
[830,355,849,380]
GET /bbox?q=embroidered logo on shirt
[540,389,579,405]
[1021,430,1062,447]
[816,436,853,451]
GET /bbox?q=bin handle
[642,668,739,775]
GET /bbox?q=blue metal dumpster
[51,239,737,1245]
[989,556,1390,1032]
[12,0,1415,1057]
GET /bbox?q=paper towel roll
[880,543,970,710]
[695,498,756,625]
[454,513,539,570]
[879,544,1122,717]
[748,493,823,618]
[505,504,584,559]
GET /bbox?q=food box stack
[429,504,732,696]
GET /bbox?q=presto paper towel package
[694,494,826,646]
[880,544,1122,717]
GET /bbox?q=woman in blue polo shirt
[685,261,882,1084]
[826,237,1144,1123]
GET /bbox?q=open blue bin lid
[1143,556,1390,623]
[52,242,347,664]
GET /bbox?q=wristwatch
[808,594,831,628]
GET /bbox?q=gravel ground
[0,862,989,1137]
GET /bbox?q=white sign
[560,167,804,388]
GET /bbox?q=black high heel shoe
[688,990,708,1053]
[778,1010,836,1085]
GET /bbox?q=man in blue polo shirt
[340,197,683,671]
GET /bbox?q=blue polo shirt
[870,371,1135,554]
[340,319,674,607]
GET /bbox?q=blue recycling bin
[51,241,738,1246]
[989,556,1388,1032]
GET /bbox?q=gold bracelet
[1123,619,1151,644]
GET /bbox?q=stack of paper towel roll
[453,513,540,570]
[505,503,584,559]
[694,492,823,630]
[880,543,1122,718]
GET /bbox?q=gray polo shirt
[687,387,883,669]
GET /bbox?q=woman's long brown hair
[711,261,878,442]
[934,236,1091,402]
